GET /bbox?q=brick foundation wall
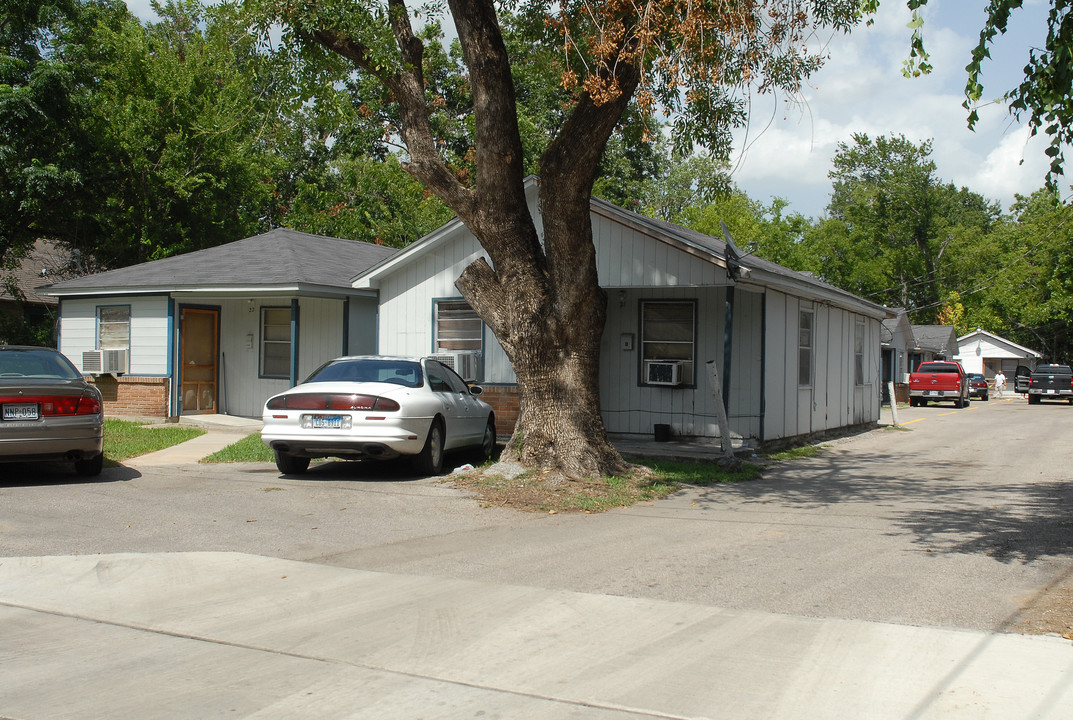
[480,385,519,436]
[87,375,171,418]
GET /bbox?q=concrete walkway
[125,414,263,467]
[2,552,1070,719]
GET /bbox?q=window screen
[434,300,482,352]
[855,319,865,386]
[98,306,130,350]
[641,300,696,385]
[261,307,291,378]
[799,309,813,387]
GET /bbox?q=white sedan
[261,356,495,475]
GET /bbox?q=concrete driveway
[2,398,1072,718]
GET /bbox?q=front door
[181,308,218,414]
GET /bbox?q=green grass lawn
[103,419,205,462]
[203,433,274,463]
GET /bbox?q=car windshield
[305,359,423,388]
[0,348,82,379]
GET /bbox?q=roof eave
[739,267,889,319]
[43,283,376,299]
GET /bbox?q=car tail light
[265,393,399,411]
[0,394,101,416]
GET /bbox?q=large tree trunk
[309,0,638,478]
[455,176,626,478]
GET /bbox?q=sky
[123,1,1059,218]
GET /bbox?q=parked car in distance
[261,355,496,475]
[1027,364,1073,404]
[968,373,988,401]
[908,360,970,408]
[1014,365,1032,395]
[0,345,104,476]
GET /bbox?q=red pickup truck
[908,361,970,408]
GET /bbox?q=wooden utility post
[888,381,900,427]
[706,360,735,458]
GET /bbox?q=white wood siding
[59,295,170,376]
[599,287,763,442]
[214,296,358,417]
[375,231,521,381]
[762,290,880,441]
[376,198,730,385]
[369,195,880,444]
[592,214,725,287]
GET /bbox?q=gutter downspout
[290,299,300,387]
[723,286,734,415]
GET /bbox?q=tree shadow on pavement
[685,446,1073,565]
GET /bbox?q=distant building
[1,239,79,344]
[956,329,1041,378]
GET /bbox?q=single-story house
[881,308,914,401]
[909,324,959,368]
[956,328,1041,378]
[1,239,77,339]
[40,229,397,418]
[353,180,890,447]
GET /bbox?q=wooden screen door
[181,308,218,414]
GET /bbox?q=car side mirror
[468,384,483,395]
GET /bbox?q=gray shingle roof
[2,239,80,305]
[41,229,397,294]
[911,325,958,353]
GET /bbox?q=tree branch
[307,23,472,216]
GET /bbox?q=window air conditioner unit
[82,350,102,374]
[427,352,480,382]
[452,352,479,382]
[82,349,127,375]
[427,353,456,369]
[102,348,128,374]
[645,360,683,386]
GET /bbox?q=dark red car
[968,373,989,401]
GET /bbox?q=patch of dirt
[1010,575,1073,639]
[445,461,665,513]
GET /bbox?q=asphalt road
[2,395,1072,633]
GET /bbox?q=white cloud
[728,0,1062,217]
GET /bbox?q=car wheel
[274,449,309,475]
[477,416,496,461]
[74,453,103,477]
[414,419,445,475]
[1029,394,1040,405]
[982,393,988,401]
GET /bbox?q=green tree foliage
[637,145,730,223]
[284,155,453,247]
[965,190,1073,361]
[0,0,86,268]
[810,133,998,320]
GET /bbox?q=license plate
[3,403,39,421]
[311,415,343,429]
[1047,389,1056,394]
[928,391,939,396]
